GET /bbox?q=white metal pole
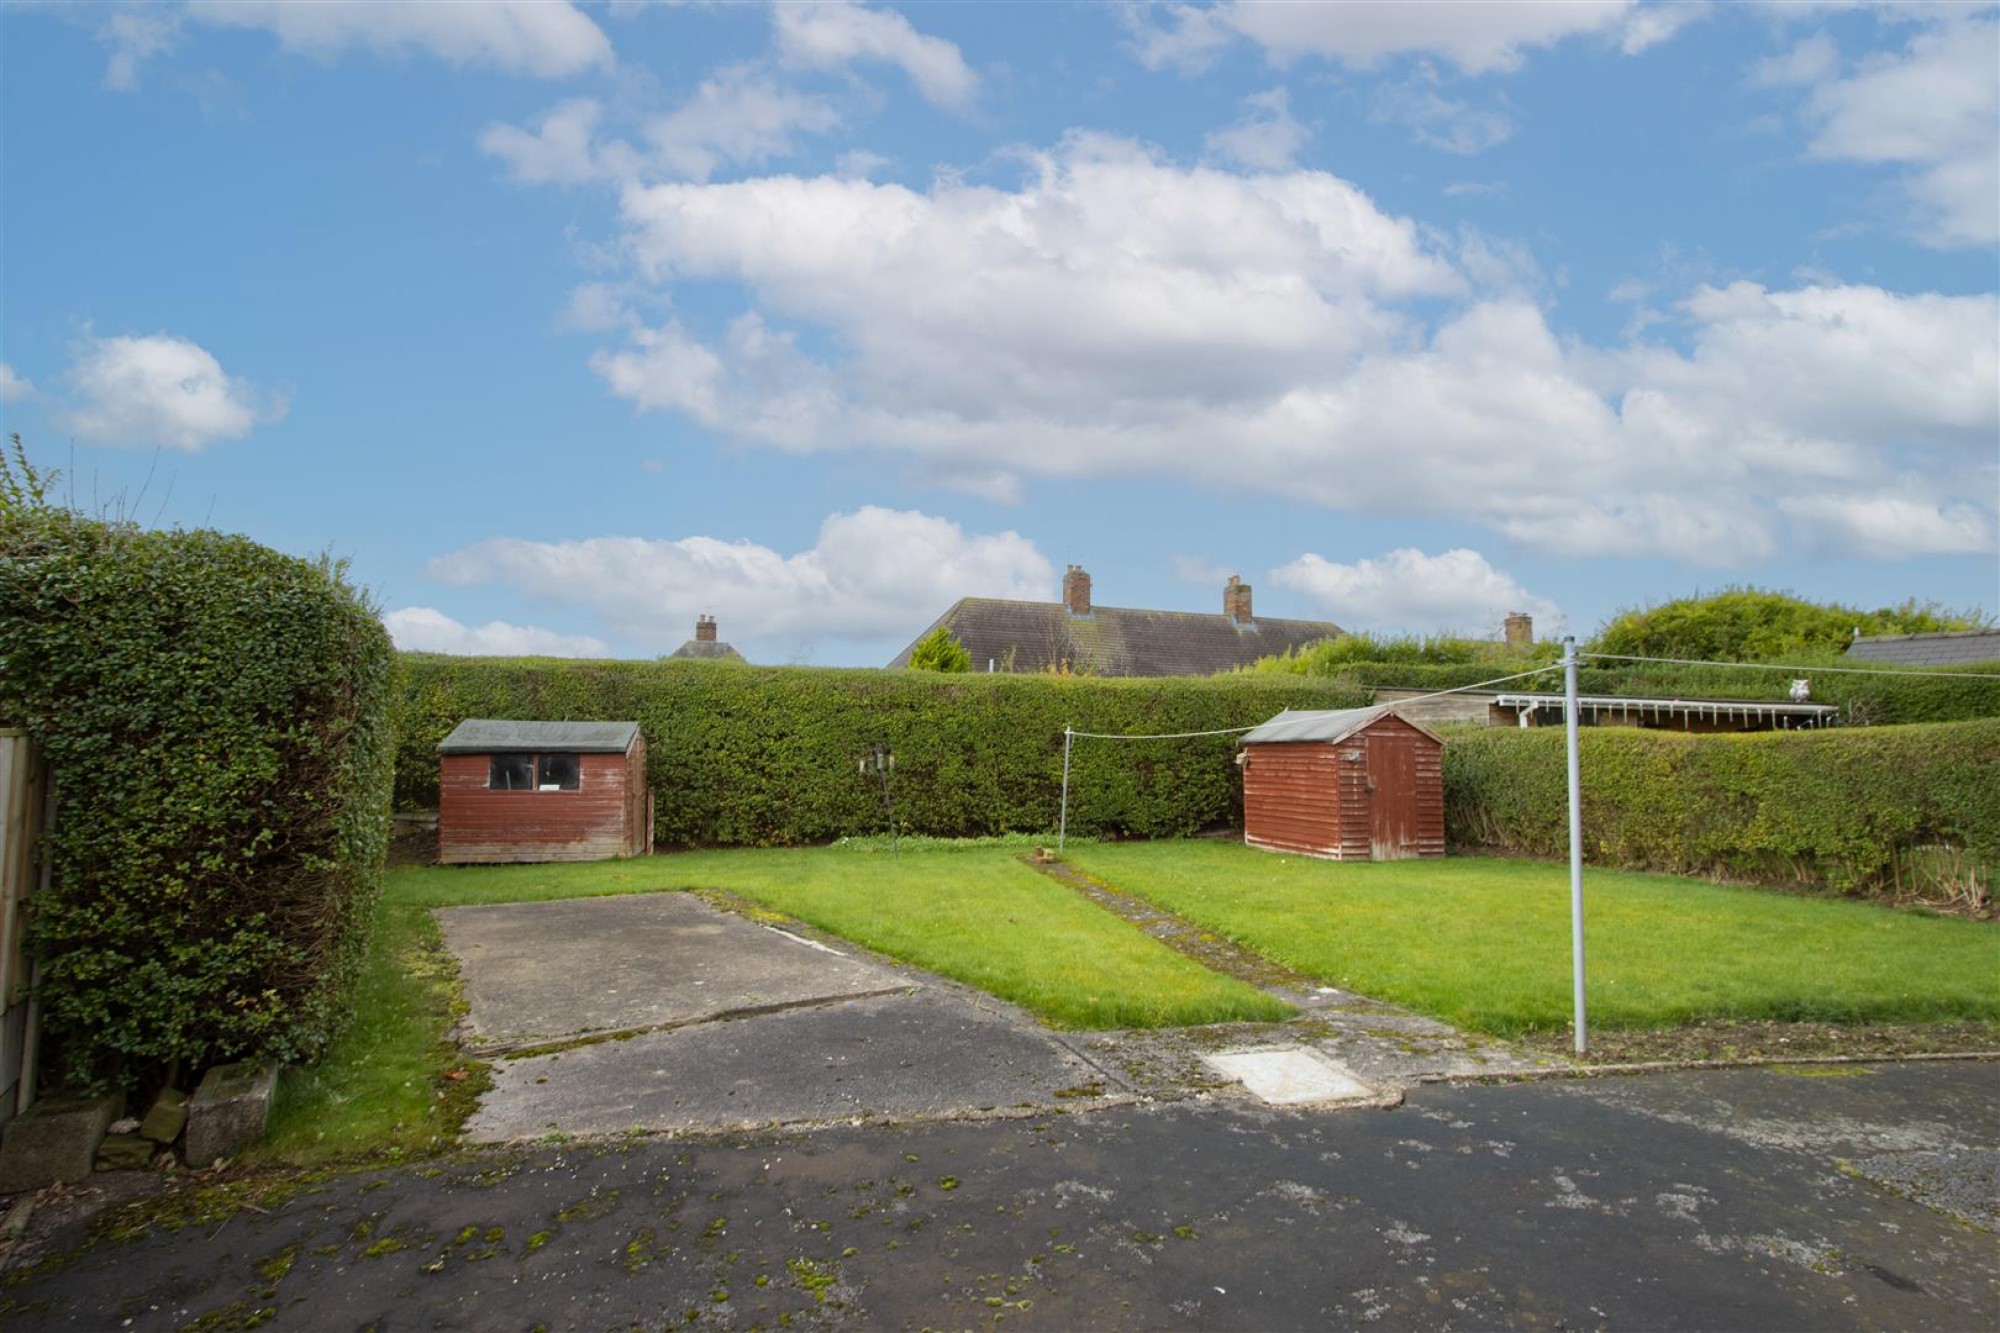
[1564,635,1587,1057]
[1058,726,1073,852]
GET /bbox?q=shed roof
[1238,705,1442,747]
[438,719,641,754]
[1844,629,2000,668]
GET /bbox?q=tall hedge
[1443,721,2000,894]
[392,656,1368,844]
[0,508,395,1084]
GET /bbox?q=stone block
[95,1132,156,1172]
[185,1063,276,1165]
[139,1088,189,1144]
[0,1093,121,1193]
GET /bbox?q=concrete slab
[1203,1046,1384,1106]
[437,894,908,1050]
[466,989,1105,1141]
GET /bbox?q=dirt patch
[388,817,437,869]
[1518,1019,2000,1066]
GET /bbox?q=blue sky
[3,1,1995,666]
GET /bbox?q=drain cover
[1203,1047,1382,1106]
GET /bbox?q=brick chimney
[1062,565,1092,617]
[696,614,718,643]
[1225,575,1253,624]
[1503,612,1532,650]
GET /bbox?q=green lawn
[1062,841,2000,1037]
[655,842,1289,1030]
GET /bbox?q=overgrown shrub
[1588,587,1988,661]
[0,505,395,1085]
[1443,721,2000,895]
[392,656,1367,844]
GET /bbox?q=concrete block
[95,1132,156,1172]
[139,1088,189,1144]
[185,1063,276,1165]
[0,1093,121,1193]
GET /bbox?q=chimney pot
[696,614,717,643]
[1062,565,1092,617]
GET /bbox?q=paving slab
[467,989,1107,1141]
[437,894,908,1050]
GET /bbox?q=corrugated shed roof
[1238,706,1442,746]
[887,598,1345,677]
[1844,630,2000,668]
[668,640,746,661]
[438,720,641,753]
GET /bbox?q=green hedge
[1443,721,2000,894]
[1330,655,2000,725]
[0,510,395,1084]
[392,656,1367,844]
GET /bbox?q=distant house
[1845,629,2000,668]
[888,566,1344,677]
[668,615,745,662]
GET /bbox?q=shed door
[1366,731,1421,860]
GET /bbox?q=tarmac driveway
[437,894,1109,1140]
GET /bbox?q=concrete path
[8,1062,1993,1330]
[441,894,1108,1141]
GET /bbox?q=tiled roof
[668,640,746,661]
[1845,630,2000,668]
[439,720,640,753]
[887,598,1344,677]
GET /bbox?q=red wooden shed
[1237,706,1445,861]
[437,720,651,864]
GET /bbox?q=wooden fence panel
[0,728,46,1126]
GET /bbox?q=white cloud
[61,333,284,450]
[0,363,33,403]
[569,134,1993,564]
[1205,87,1311,170]
[644,64,842,181]
[480,99,621,186]
[1751,31,1840,88]
[1371,65,1515,155]
[1271,548,1560,635]
[1133,1,1662,76]
[182,0,612,78]
[484,70,841,188]
[773,0,978,109]
[1794,18,1999,248]
[383,607,612,658]
[98,7,182,91]
[425,507,1054,647]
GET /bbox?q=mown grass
[254,897,486,1167]
[1062,841,2000,1038]
[655,841,1289,1030]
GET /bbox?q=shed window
[487,752,581,791]
[489,753,535,790]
